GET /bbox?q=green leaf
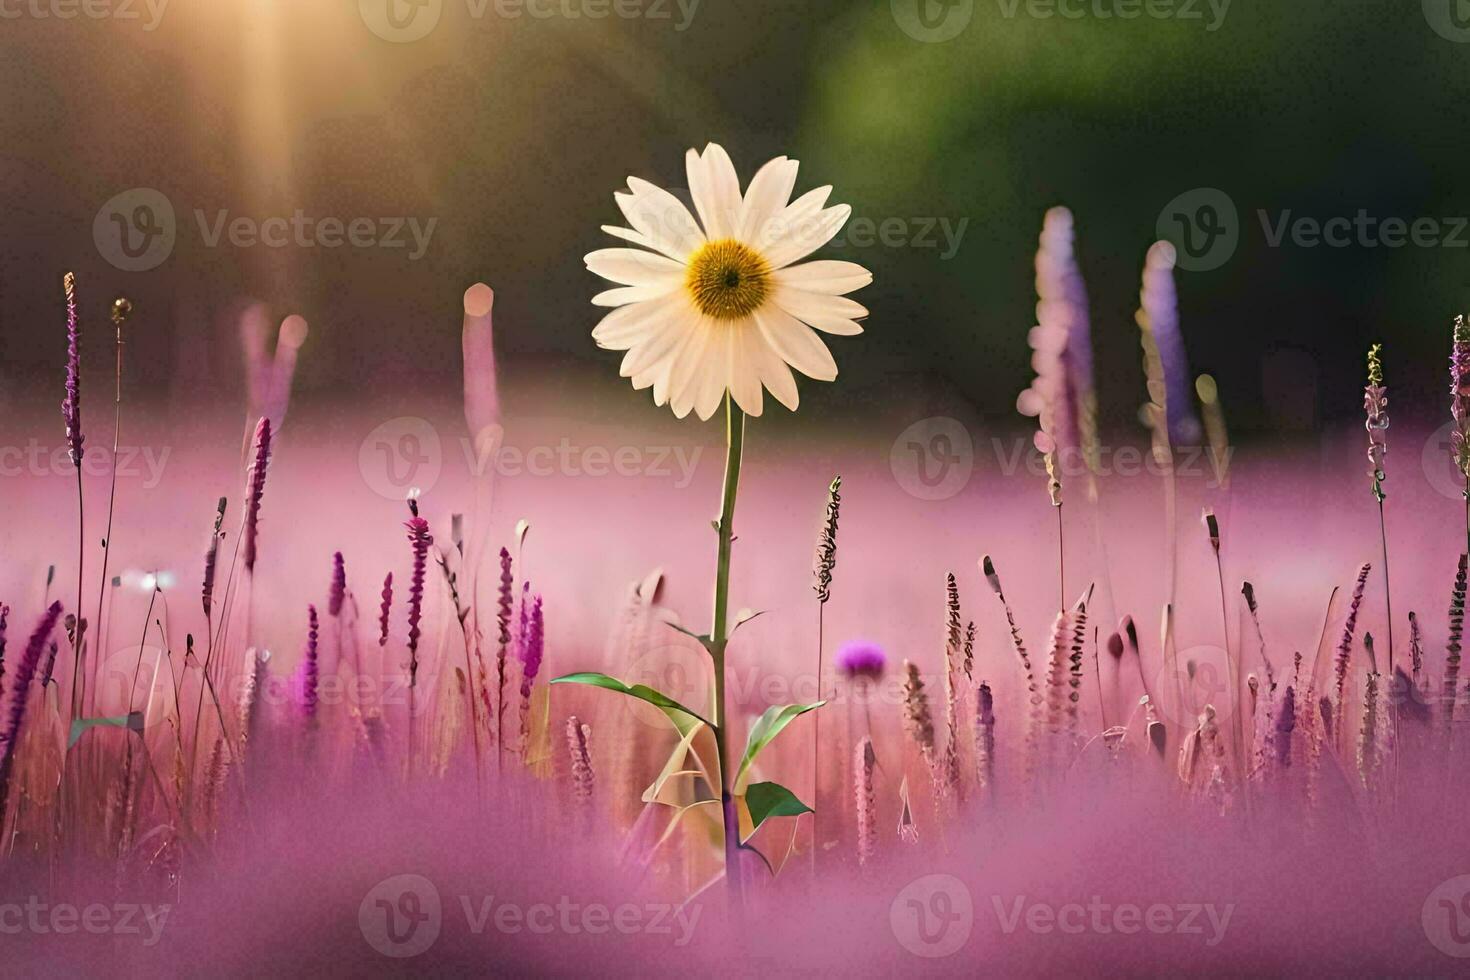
[550,672,711,736]
[735,701,824,791]
[662,620,712,647]
[67,712,145,749]
[744,780,813,837]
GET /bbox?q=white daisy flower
[586,143,872,420]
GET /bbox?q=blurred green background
[1,0,1467,434]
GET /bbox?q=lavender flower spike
[1365,344,1388,501]
[300,604,320,721]
[62,273,83,467]
[1140,242,1201,447]
[1451,316,1470,482]
[1037,207,1097,471]
[404,516,433,677]
[377,572,393,647]
[0,602,63,819]
[0,603,10,700]
[328,551,347,618]
[519,594,545,697]
[243,417,273,573]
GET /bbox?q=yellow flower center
[685,239,772,321]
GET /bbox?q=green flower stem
[709,394,746,911]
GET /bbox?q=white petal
[751,186,831,257]
[600,224,664,252]
[590,304,655,350]
[774,260,873,296]
[616,179,705,260]
[692,325,731,421]
[668,322,714,419]
[593,282,680,307]
[638,332,686,400]
[736,157,799,244]
[620,313,689,377]
[772,286,868,334]
[585,248,686,287]
[591,292,686,349]
[749,330,799,411]
[763,204,851,270]
[693,340,729,423]
[647,313,706,405]
[754,306,838,382]
[727,325,763,418]
[687,145,741,241]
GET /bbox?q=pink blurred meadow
[4,353,1470,973]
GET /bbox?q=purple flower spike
[62,274,83,468]
[0,602,63,818]
[836,640,887,681]
[378,572,393,647]
[519,594,544,698]
[404,517,433,663]
[243,418,273,573]
[301,604,320,720]
[328,551,347,618]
